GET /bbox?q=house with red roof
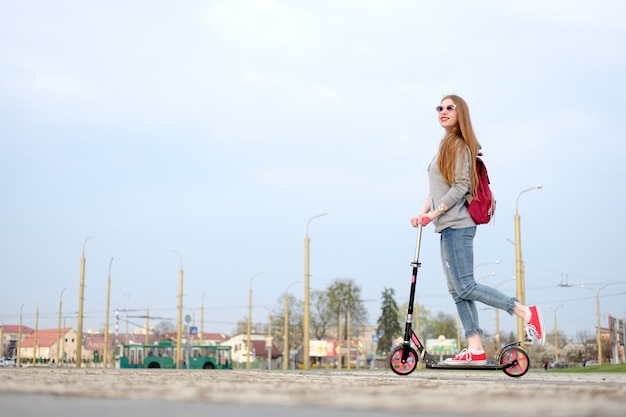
[0,324,34,359]
[18,328,78,365]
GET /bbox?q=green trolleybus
[119,341,232,369]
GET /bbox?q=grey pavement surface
[0,367,624,417]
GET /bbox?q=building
[18,328,77,365]
[222,333,282,369]
[0,324,34,358]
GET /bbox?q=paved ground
[0,367,624,417]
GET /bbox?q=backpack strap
[464,151,482,205]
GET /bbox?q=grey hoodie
[427,148,476,233]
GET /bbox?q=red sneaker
[525,305,545,346]
[444,348,487,365]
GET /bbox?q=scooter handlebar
[420,217,430,226]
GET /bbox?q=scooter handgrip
[421,218,430,226]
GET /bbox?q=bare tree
[311,289,334,340]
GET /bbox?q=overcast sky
[1,1,625,345]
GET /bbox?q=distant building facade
[222,333,282,369]
[0,325,34,358]
[18,328,78,365]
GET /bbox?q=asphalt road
[0,367,624,417]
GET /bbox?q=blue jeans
[440,226,517,339]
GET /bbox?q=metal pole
[337,304,342,368]
[17,304,23,367]
[62,316,66,366]
[284,289,289,370]
[145,302,150,345]
[514,186,541,343]
[76,236,91,368]
[303,213,327,370]
[200,292,205,345]
[247,271,265,370]
[456,315,461,354]
[495,309,500,348]
[115,309,119,359]
[33,304,39,366]
[553,304,563,361]
[346,308,351,370]
[103,258,113,368]
[247,284,252,370]
[173,250,184,369]
[56,288,66,366]
[267,310,271,370]
[581,285,608,364]
[514,212,523,344]
[596,292,602,364]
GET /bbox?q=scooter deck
[426,362,507,371]
[419,342,524,372]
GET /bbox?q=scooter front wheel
[389,345,419,376]
[499,346,530,377]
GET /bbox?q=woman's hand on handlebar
[410,214,431,227]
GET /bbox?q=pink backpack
[465,153,496,225]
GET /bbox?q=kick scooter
[388,219,530,378]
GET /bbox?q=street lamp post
[303,212,327,371]
[33,303,39,366]
[76,236,91,368]
[265,307,272,371]
[56,287,66,367]
[283,281,300,370]
[581,285,609,364]
[514,185,542,343]
[145,301,152,345]
[200,292,205,345]
[103,258,113,368]
[17,304,23,367]
[62,315,66,365]
[247,271,266,370]
[173,250,184,369]
[549,304,564,361]
[125,310,130,345]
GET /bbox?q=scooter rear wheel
[499,346,530,377]
[389,345,419,375]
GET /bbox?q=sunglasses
[436,104,456,113]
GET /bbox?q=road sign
[189,326,198,336]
